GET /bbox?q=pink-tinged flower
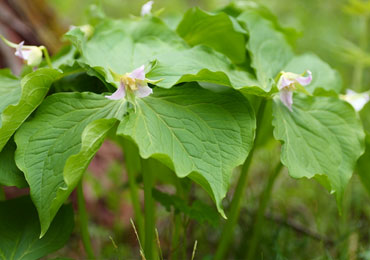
[340,89,370,112]
[105,65,154,100]
[14,41,43,67]
[141,1,154,16]
[277,70,312,111]
[0,35,48,67]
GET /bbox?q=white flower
[141,1,154,16]
[15,41,43,67]
[105,65,153,100]
[277,70,312,111]
[340,89,370,112]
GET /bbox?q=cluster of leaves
[0,2,366,258]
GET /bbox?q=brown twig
[263,211,334,246]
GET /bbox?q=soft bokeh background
[47,0,370,91]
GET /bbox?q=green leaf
[238,9,294,91]
[0,196,74,260]
[117,83,256,216]
[177,7,247,63]
[0,68,60,151]
[0,69,20,117]
[283,54,342,94]
[0,138,27,188]
[272,95,365,205]
[66,18,263,95]
[15,92,126,236]
[221,2,299,45]
[147,45,260,91]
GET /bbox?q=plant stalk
[142,158,156,260]
[0,186,5,201]
[246,161,283,260]
[171,213,181,260]
[123,139,145,241]
[77,180,95,259]
[40,46,53,68]
[214,99,267,260]
[352,15,368,91]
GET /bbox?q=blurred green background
[48,0,370,92]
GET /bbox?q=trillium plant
[0,2,368,259]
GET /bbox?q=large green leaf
[0,69,20,119]
[0,196,73,260]
[66,18,263,94]
[117,83,256,216]
[0,138,27,188]
[238,9,294,91]
[147,45,259,91]
[272,95,365,204]
[0,68,60,151]
[283,54,342,94]
[15,92,125,236]
[177,7,247,63]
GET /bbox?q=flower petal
[341,89,370,112]
[296,70,312,86]
[141,1,154,16]
[279,76,295,90]
[25,47,43,67]
[105,82,126,100]
[280,88,293,111]
[14,41,25,59]
[129,65,146,80]
[135,85,153,98]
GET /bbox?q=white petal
[341,89,370,112]
[278,76,294,90]
[129,65,146,80]
[296,70,312,86]
[141,1,154,16]
[135,85,153,98]
[14,41,25,59]
[26,47,43,67]
[21,50,32,60]
[105,82,126,100]
[280,88,293,111]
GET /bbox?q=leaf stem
[123,139,145,240]
[352,15,368,91]
[0,186,5,201]
[77,180,95,259]
[40,46,53,69]
[246,161,283,260]
[171,213,181,260]
[214,98,267,260]
[142,158,156,260]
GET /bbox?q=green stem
[182,219,188,260]
[77,180,95,259]
[0,186,5,201]
[171,213,181,260]
[352,15,368,91]
[214,99,267,260]
[123,139,145,241]
[246,161,283,260]
[0,34,18,48]
[40,46,53,69]
[142,158,156,260]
